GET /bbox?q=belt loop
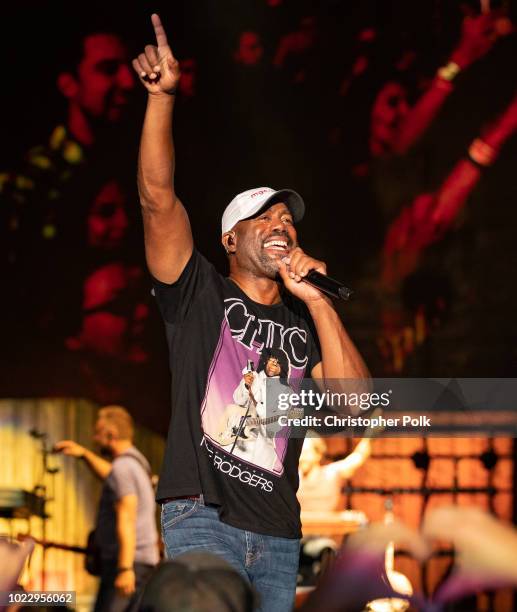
[199,493,205,506]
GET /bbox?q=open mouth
[263,239,289,253]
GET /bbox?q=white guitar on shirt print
[216,404,303,447]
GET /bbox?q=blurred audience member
[422,505,517,596]
[138,552,258,612]
[49,261,153,405]
[0,537,35,591]
[300,505,517,611]
[234,32,264,66]
[300,519,428,612]
[1,28,135,261]
[370,12,512,158]
[379,88,517,371]
[66,262,150,365]
[370,81,411,159]
[0,27,137,381]
[56,32,135,146]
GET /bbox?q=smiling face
[228,202,298,279]
[265,357,282,377]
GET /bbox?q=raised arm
[382,89,517,288]
[389,13,508,156]
[133,14,193,283]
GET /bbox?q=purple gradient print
[201,298,308,476]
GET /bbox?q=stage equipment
[0,488,46,519]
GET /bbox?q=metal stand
[29,429,60,590]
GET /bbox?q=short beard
[257,252,281,279]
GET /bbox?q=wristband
[437,61,461,82]
[116,566,133,574]
[467,138,497,167]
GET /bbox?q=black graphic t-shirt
[152,249,321,538]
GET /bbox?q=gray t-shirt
[95,447,159,565]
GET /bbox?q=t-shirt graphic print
[201,296,310,476]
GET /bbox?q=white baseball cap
[221,187,305,235]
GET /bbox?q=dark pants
[93,561,155,612]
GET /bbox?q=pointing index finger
[151,13,169,49]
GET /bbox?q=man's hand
[54,440,112,479]
[278,248,329,304]
[422,505,517,583]
[114,568,136,597]
[132,14,180,95]
[346,519,430,562]
[53,440,86,458]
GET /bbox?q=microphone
[302,270,353,301]
[244,359,255,389]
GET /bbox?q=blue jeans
[161,496,300,612]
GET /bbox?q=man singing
[133,14,369,612]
